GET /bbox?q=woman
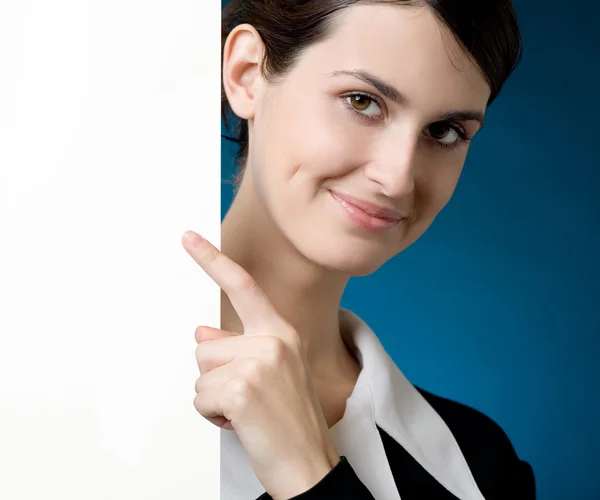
[183,0,535,498]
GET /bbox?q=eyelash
[340,91,473,151]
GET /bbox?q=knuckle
[286,330,303,352]
[194,394,212,420]
[233,274,258,293]
[205,245,220,264]
[264,336,286,363]
[193,393,203,414]
[227,378,252,412]
[240,359,262,385]
[195,344,210,372]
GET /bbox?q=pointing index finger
[182,231,283,334]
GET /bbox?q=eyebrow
[330,69,485,129]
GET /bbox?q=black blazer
[259,386,535,500]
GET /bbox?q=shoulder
[414,386,536,499]
[415,385,515,453]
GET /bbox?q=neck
[220,173,358,383]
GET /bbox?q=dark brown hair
[221,0,523,187]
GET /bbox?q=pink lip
[328,190,407,221]
[329,190,408,233]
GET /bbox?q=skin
[186,3,492,498]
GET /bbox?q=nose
[364,130,418,199]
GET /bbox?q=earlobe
[222,24,265,120]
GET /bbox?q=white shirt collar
[334,308,486,500]
[221,308,486,500]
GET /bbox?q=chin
[301,242,392,277]
[337,261,386,277]
[292,221,429,277]
[325,254,389,277]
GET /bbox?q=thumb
[195,325,240,344]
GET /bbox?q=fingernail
[184,231,204,247]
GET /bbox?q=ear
[222,24,265,120]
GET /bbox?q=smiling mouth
[328,190,406,233]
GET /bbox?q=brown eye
[344,93,382,118]
[349,94,372,111]
[427,122,460,146]
[429,122,451,139]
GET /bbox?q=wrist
[268,450,340,500]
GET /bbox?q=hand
[182,231,340,499]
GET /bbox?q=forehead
[295,3,490,112]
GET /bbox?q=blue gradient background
[221,1,600,498]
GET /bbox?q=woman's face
[239,4,491,276]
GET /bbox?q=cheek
[257,98,368,189]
